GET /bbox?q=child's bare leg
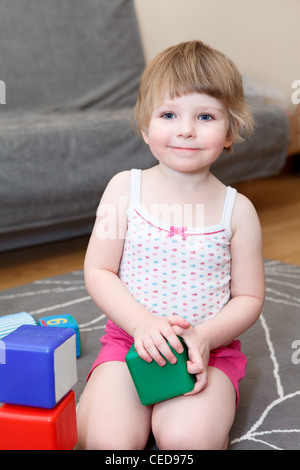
[77,362,152,450]
[152,366,236,450]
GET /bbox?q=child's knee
[77,427,148,450]
[154,425,228,450]
[77,407,149,450]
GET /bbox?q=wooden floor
[0,172,299,291]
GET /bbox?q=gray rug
[0,259,299,450]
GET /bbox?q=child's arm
[198,193,265,346]
[84,171,190,366]
[178,193,265,395]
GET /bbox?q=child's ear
[141,130,149,145]
[224,134,234,150]
[224,122,239,150]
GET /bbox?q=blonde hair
[134,40,254,152]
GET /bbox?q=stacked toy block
[0,311,37,340]
[0,324,78,450]
[38,314,81,358]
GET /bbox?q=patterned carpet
[0,259,299,450]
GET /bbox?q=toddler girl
[77,40,265,450]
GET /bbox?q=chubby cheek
[142,125,169,153]
[204,126,231,152]
[146,141,165,162]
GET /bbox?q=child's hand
[133,316,190,366]
[176,326,211,395]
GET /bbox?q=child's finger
[165,316,190,354]
[163,332,184,356]
[186,359,203,375]
[168,316,190,330]
[136,336,170,366]
[150,332,178,365]
[186,344,204,372]
[184,369,208,396]
[133,340,154,364]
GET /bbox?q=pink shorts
[88,320,247,406]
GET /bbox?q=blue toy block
[38,314,81,358]
[0,312,36,340]
[0,325,77,408]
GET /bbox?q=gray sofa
[0,0,289,252]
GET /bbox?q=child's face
[142,93,234,174]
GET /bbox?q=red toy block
[0,390,77,450]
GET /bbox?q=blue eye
[161,112,176,119]
[199,114,213,121]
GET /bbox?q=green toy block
[125,337,195,405]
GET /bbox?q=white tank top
[118,169,237,326]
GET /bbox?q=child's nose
[177,119,196,138]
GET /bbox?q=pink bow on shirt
[167,225,187,240]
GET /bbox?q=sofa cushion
[0,0,144,112]
[0,110,155,247]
